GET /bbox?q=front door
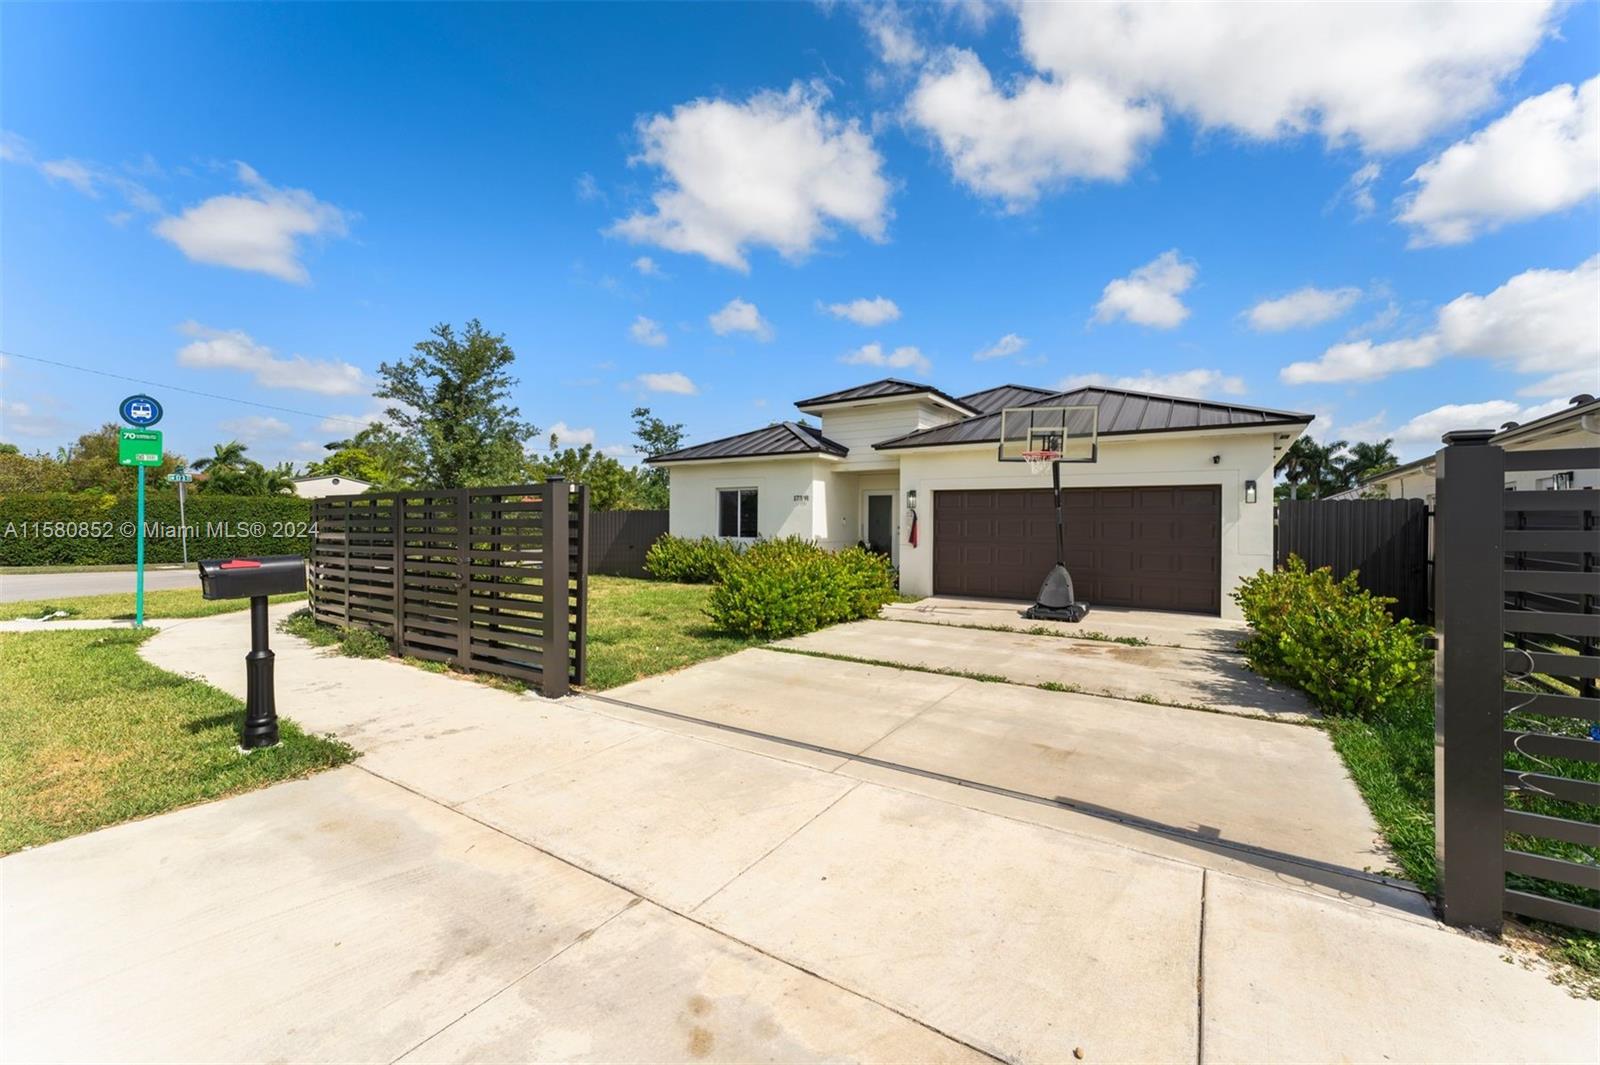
[866,494,893,554]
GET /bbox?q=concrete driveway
[6,604,1594,1063]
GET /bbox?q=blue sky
[2,1,1596,468]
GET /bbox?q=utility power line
[0,348,379,431]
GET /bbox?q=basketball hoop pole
[1051,458,1065,567]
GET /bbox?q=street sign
[119,394,163,427]
[166,471,192,483]
[118,428,163,467]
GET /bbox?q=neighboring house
[291,474,373,499]
[647,377,1313,619]
[1339,394,1600,504]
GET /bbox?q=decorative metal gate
[307,478,588,696]
[1434,431,1599,933]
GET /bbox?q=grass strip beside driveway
[0,629,352,853]
[0,588,306,622]
[583,577,763,689]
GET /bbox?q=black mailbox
[198,555,305,600]
[196,555,306,750]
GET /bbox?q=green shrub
[706,538,897,639]
[644,534,744,583]
[0,493,312,565]
[336,626,391,659]
[1232,555,1432,718]
[279,607,390,659]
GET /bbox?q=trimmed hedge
[1,493,313,566]
[707,538,897,639]
[1232,555,1431,719]
[644,534,745,583]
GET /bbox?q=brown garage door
[932,485,1222,614]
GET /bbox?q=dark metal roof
[875,385,1314,450]
[795,377,977,414]
[956,384,1057,415]
[647,421,848,464]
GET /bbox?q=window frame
[717,486,759,540]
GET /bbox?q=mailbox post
[198,556,306,750]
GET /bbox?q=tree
[31,423,188,495]
[1276,436,1349,499]
[307,422,421,489]
[191,440,249,474]
[1340,439,1399,487]
[375,320,538,488]
[630,406,684,509]
[531,435,642,510]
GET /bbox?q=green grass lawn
[1327,685,1599,995]
[0,588,306,622]
[0,629,352,853]
[583,576,763,689]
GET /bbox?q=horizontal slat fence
[1275,498,1431,621]
[308,478,587,695]
[589,510,668,577]
[1434,434,1598,935]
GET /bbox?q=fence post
[1433,429,1505,932]
[541,477,571,697]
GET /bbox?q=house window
[1536,471,1576,491]
[718,488,758,539]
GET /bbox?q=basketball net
[1021,450,1060,475]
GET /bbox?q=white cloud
[543,421,598,448]
[39,158,97,196]
[861,2,925,67]
[1017,2,1557,154]
[1058,368,1246,398]
[1436,255,1600,397]
[218,415,292,442]
[176,321,365,396]
[708,298,774,341]
[1092,250,1195,329]
[1281,335,1444,385]
[1390,399,1558,447]
[154,163,349,284]
[638,371,698,395]
[629,315,668,347]
[1245,286,1363,332]
[609,82,891,271]
[1280,256,1599,396]
[2,135,162,215]
[973,333,1027,361]
[0,398,68,439]
[575,172,604,202]
[840,342,931,375]
[825,296,900,326]
[1400,77,1599,246]
[1341,162,1383,216]
[631,256,662,276]
[906,48,1162,209]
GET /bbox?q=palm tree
[1341,439,1399,487]
[1278,437,1348,499]
[192,440,248,473]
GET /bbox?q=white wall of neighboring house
[892,429,1278,621]
[1500,422,1600,491]
[291,475,372,499]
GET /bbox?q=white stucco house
[647,378,1314,620]
[291,474,374,499]
[1334,393,1600,505]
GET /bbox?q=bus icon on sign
[119,394,163,427]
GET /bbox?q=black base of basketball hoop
[1023,563,1090,623]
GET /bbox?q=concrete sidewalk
[2,605,1590,1063]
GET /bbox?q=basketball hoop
[1021,449,1060,475]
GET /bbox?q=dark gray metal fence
[1275,498,1431,621]
[589,510,668,577]
[1434,432,1599,934]
[307,478,588,695]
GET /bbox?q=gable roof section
[957,384,1056,415]
[875,385,1314,450]
[795,377,977,415]
[647,421,848,464]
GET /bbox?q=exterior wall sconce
[906,489,917,510]
[1245,480,1258,504]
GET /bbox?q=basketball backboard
[998,404,1098,465]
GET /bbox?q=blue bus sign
[119,394,163,427]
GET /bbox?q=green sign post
[117,426,163,627]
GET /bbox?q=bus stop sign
[118,428,163,467]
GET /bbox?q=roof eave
[873,416,1315,452]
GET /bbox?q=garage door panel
[933,485,1222,614]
